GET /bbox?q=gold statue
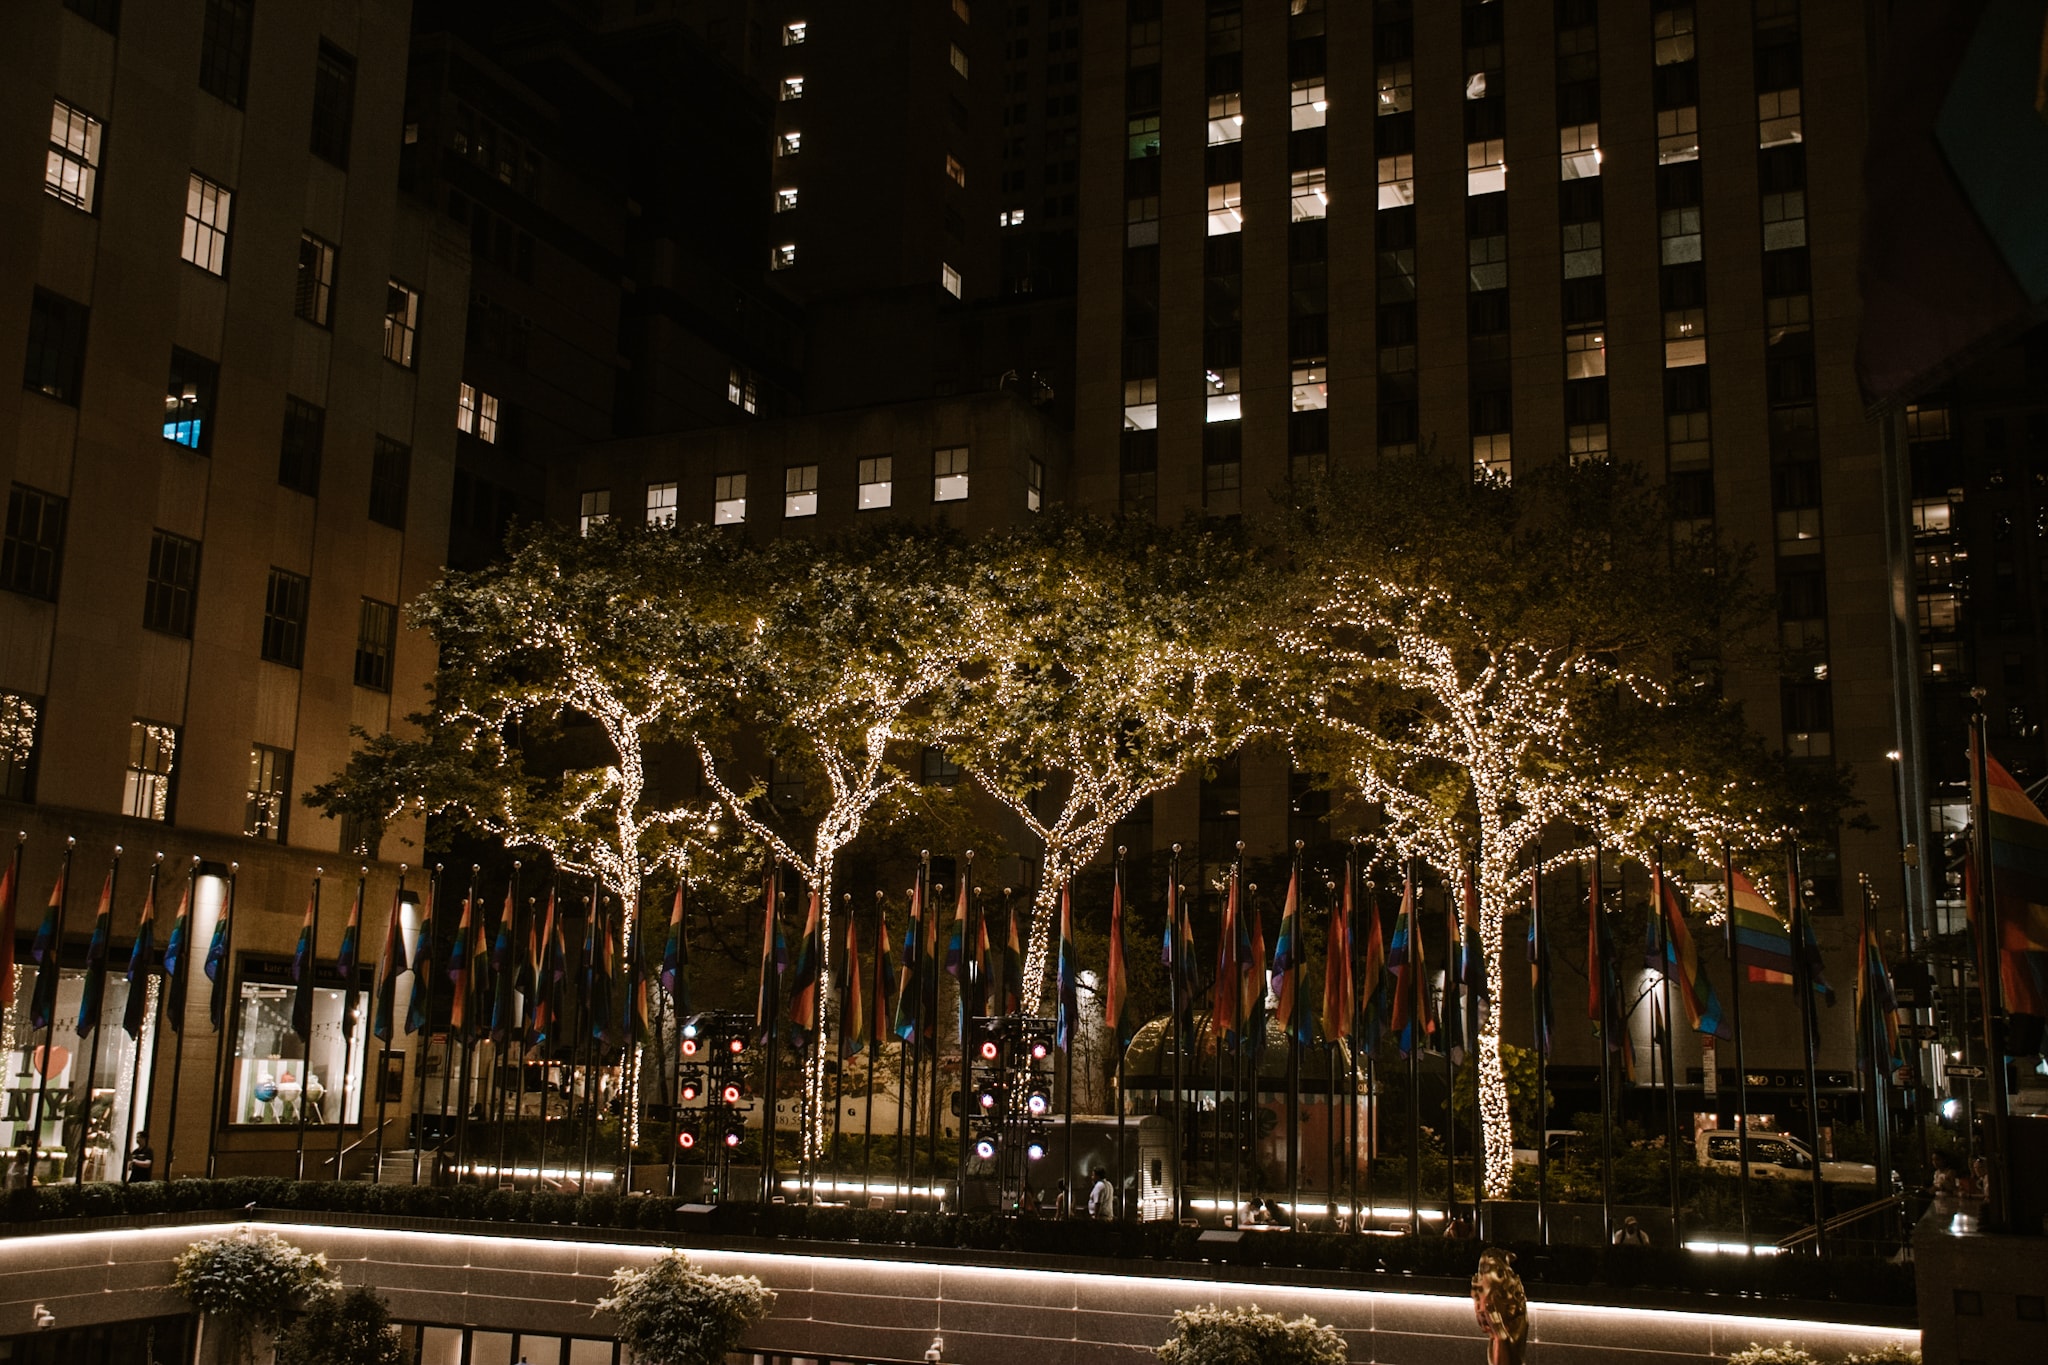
[1470,1247,1528,1365]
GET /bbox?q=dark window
[1665,367,1711,413]
[143,530,200,636]
[2,485,67,600]
[199,0,254,107]
[24,289,90,405]
[354,597,397,692]
[62,0,118,31]
[1289,409,1329,454]
[1670,470,1715,520]
[310,42,356,168]
[1780,566,1828,620]
[1781,680,1832,732]
[1559,177,1603,223]
[1953,1289,1983,1317]
[261,568,309,667]
[0,690,40,801]
[1562,276,1606,326]
[368,438,410,529]
[164,348,220,452]
[1564,377,1608,424]
[1774,461,1821,509]
[2017,1295,2044,1322]
[279,397,324,496]
[1468,291,1510,336]
[296,234,336,326]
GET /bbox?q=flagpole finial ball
[155,851,164,863]
[1118,846,1127,858]
[965,850,974,861]
[66,837,75,848]
[1295,839,1305,852]
[230,862,239,873]
[472,864,481,873]
[361,865,369,877]
[1172,842,1182,855]
[114,845,122,857]
[1236,841,1246,854]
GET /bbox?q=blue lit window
[164,347,218,453]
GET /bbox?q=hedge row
[0,1178,1914,1311]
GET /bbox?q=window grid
[24,289,89,405]
[355,598,397,692]
[181,173,233,274]
[713,474,747,525]
[245,744,291,841]
[579,490,611,536]
[199,0,254,108]
[784,464,819,518]
[262,569,310,668]
[368,438,410,530]
[296,235,336,326]
[647,482,678,526]
[858,456,893,510]
[123,722,178,822]
[143,530,200,637]
[3,485,67,601]
[383,281,419,367]
[458,382,499,443]
[933,447,970,502]
[279,396,324,496]
[46,100,102,212]
[164,348,219,452]
[310,43,356,168]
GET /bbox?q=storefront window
[227,957,369,1127]
[2,960,158,1184]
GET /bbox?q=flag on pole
[372,886,405,1043]
[490,886,518,1046]
[1358,877,1387,1056]
[163,873,192,1029]
[1106,863,1132,1053]
[1163,873,1197,1028]
[447,895,473,1037]
[471,895,492,1039]
[1652,869,1730,1038]
[944,878,967,979]
[337,878,365,1043]
[1271,864,1308,1046]
[1731,869,1796,984]
[1585,859,1632,1081]
[121,871,158,1038]
[74,867,114,1037]
[972,913,993,1015]
[0,852,18,1014]
[1969,743,2048,1024]
[1856,915,1905,1072]
[1321,868,1353,1044]
[999,897,1023,1016]
[1211,869,1241,1049]
[204,876,233,1032]
[754,874,787,1045]
[1055,881,1079,1051]
[290,883,317,1042]
[1528,869,1552,1060]
[406,896,435,1037]
[841,910,868,1059]
[918,875,943,1051]
[874,905,898,1043]
[1443,875,1468,1062]
[28,865,64,1031]
[892,878,924,1045]
[1241,876,1267,1060]
[593,899,621,1049]
[659,885,687,1007]
[1387,874,1433,1057]
[786,890,821,1041]
[530,892,566,1044]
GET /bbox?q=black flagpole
[1656,848,1681,1237]
[1286,843,1303,1224]
[1531,845,1548,1246]
[574,890,597,1195]
[158,856,201,1178]
[619,881,642,1195]
[1595,846,1614,1248]
[119,854,161,1184]
[450,865,479,1184]
[1405,859,1420,1238]
[1350,853,1366,1232]
[1441,865,1456,1225]
[1722,845,1752,1251]
[760,863,781,1205]
[865,891,884,1208]
[293,868,322,1184]
[1168,846,1184,1225]
[1788,839,1827,1254]
[72,846,121,1186]
[371,867,407,1183]
[337,865,368,1179]
[830,893,851,1198]
[1323,876,1337,1226]
[494,865,521,1187]
[411,865,441,1187]
[202,863,238,1180]
[513,895,534,1191]
[27,838,75,1184]
[1966,697,2015,1229]
[1115,847,1129,1221]
[956,854,977,1208]
[537,877,555,1193]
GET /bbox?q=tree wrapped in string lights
[941,514,1269,1011]
[1279,454,1826,1198]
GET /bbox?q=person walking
[1087,1167,1113,1220]
[1612,1215,1650,1247]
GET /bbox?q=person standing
[1087,1167,1113,1220]
[125,1130,155,1183]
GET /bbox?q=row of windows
[615,447,985,531]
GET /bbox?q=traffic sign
[1947,1064,1986,1079]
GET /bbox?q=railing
[1775,1192,1909,1251]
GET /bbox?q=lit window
[1654,6,1695,65]
[727,365,758,414]
[783,20,806,45]
[1911,497,1952,535]
[784,464,819,518]
[999,208,1026,227]
[1778,506,1822,552]
[1784,730,1831,759]
[1126,195,1160,246]
[778,131,802,156]
[1027,457,1043,513]
[772,243,797,270]
[1377,62,1412,115]
[1290,80,1327,131]
[245,744,292,841]
[1291,364,1327,412]
[227,966,367,1127]
[1207,95,1242,145]
[1468,234,1508,292]
[714,473,747,524]
[1562,222,1603,278]
[1664,309,1707,368]
[1377,155,1414,209]
[122,721,178,821]
[383,280,419,368]
[1905,404,1951,441]
[164,348,218,452]
[1467,140,1506,196]
[1207,182,1243,235]
[1759,89,1803,149]
[1131,116,1163,158]
[579,489,610,536]
[950,44,969,78]
[46,99,103,212]
[1657,106,1699,164]
[295,234,336,326]
[1204,367,1241,424]
[859,456,893,510]
[1565,328,1607,380]
[945,154,967,187]
[1123,378,1158,431]
[1472,433,1512,482]
[181,173,233,274]
[0,691,39,803]
[1568,423,1610,463]
[933,446,970,502]
[457,383,499,442]
[1762,192,1807,250]
[646,481,678,526]
[1659,207,1702,264]
[776,187,799,212]
[1291,168,1328,220]
[941,262,962,297]
[781,76,805,101]
[1559,123,1600,180]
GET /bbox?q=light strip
[777,1179,943,1197]
[455,1165,615,1183]
[1681,1239,1781,1256]
[1187,1197,1444,1221]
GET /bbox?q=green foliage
[1155,1304,1347,1365]
[1842,1346,1920,1365]
[596,1251,774,1365]
[274,1287,404,1365]
[1725,1344,1820,1365]
[172,1231,336,1365]
[1451,1043,1549,1144]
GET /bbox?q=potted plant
[1155,1304,1347,1365]
[274,1286,403,1365]
[172,1230,336,1365]
[597,1252,773,1365]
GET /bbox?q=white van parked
[1694,1129,1877,1185]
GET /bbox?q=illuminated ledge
[0,1217,1918,1365]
